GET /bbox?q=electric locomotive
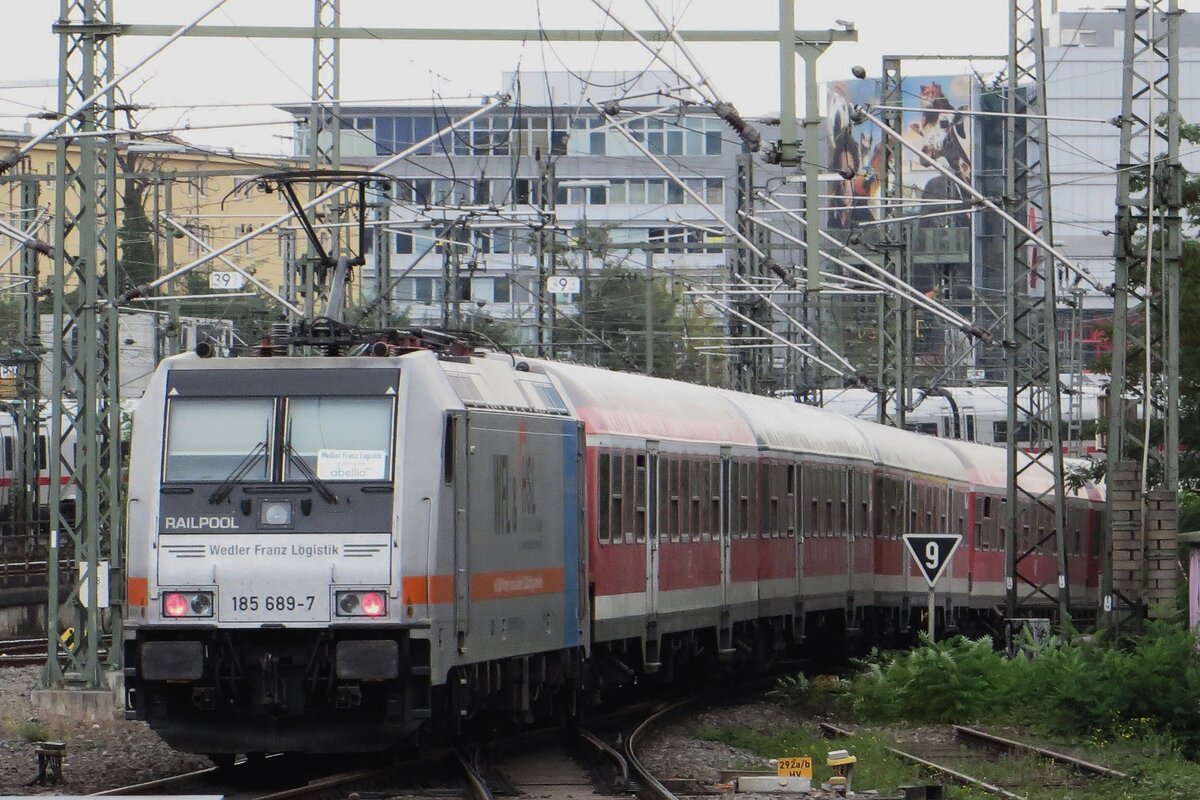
[123,339,585,755]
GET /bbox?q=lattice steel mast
[46,0,124,687]
[302,0,342,320]
[1004,0,1070,623]
[874,56,908,427]
[1104,0,1182,626]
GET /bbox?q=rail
[625,699,694,800]
[576,724,631,792]
[953,725,1129,780]
[819,722,1026,800]
[455,747,497,800]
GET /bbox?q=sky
[0,1,1191,156]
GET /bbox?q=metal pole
[536,159,556,356]
[645,250,654,375]
[16,174,41,546]
[777,0,798,166]
[163,175,179,354]
[927,587,936,641]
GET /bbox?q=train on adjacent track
[121,330,1104,759]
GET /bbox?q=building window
[374,116,436,156]
[234,223,254,256]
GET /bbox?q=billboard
[826,75,975,233]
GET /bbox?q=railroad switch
[27,740,66,786]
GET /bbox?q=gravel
[0,665,209,795]
[637,700,872,799]
[0,670,854,798]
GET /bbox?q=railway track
[819,721,1132,799]
[0,635,111,666]
[89,753,399,800]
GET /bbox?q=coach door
[449,413,470,652]
[719,447,732,607]
[645,443,660,620]
[960,408,977,443]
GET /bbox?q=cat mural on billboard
[826,75,974,230]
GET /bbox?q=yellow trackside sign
[776,757,813,778]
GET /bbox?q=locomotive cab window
[164,397,274,482]
[285,396,395,481]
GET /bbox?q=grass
[695,725,927,794]
[5,719,51,743]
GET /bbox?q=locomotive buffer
[902,534,963,641]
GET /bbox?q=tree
[560,262,724,384]
[115,146,157,292]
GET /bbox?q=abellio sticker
[316,449,386,480]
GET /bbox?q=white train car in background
[818,381,1104,453]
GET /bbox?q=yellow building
[0,131,307,306]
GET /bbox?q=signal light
[163,593,189,618]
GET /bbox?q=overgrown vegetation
[717,626,1200,797]
[845,622,1200,758]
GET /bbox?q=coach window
[857,472,870,535]
[286,397,394,481]
[667,458,680,542]
[689,461,702,541]
[622,454,636,543]
[2,435,11,470]
[786,464,798,537]
[164,397,274,482]
[839,474,849,537]
[634,454,648,543]
[705,460,715,542]
[810,469,821,537]
[597,453,612,544]
[611,454,625,544]
[975,499,986,550]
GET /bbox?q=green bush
[7,720,50,743]
[847,636,1018,723]
[843,622,1200,756]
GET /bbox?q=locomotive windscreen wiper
[284,441,338,504]
[207,441,267,504]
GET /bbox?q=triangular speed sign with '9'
[902,534,963,587]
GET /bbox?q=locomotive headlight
[260,500,293,527]
[336,590,387,617]
[190,593,212,615]
[163,592,189,618]
[162,591,213,618]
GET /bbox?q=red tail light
[163,592,189,618]
[360,592,386,617]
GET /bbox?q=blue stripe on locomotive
[561,420,580,647]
